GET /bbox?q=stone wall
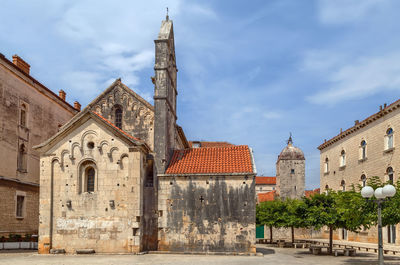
[276,160,305,199]
[38,119,147,253]
[158,175,256,253]
[0,179,39,237]
[90,82,155,150]
[0,55,76,236]
[320,104,400,245]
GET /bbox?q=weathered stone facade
[319,100,400,245]
[276,137,305,199]
[0,54,77,236]
[35,112,150,253]
[35,17,256,254]
[158,175,256,253]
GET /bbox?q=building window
[325,185,329,194]
[86,167,95,192]
[360,140,367,160]
[361,174,367,187]
[324,157,329,173]
[115,107,122,129]
[291,169,295,174]
[20,104,27,127]
[17,144,27,172]
[341,180,346,192]
[16,195,25,218]
[386,128,394,150]
[387,167,394,184]
[340,150,346,167]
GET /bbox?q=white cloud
[317,0,383,25]
[305,52,400,105]
[263,111,281,120]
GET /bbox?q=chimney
[12,55,30,75]
[354,120,359,125]
[384,103,387,108]
[380,105,383,111]
[59,90,66,101]
[340,128,343,134]
[74,101,81,111]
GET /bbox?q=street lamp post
[361,184,396,265]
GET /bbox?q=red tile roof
[305,188,320,198]
[92,111,140,141]
[165,145,254,174]
[188,141,234,148]
[258,191,276,202]
[256,176,276,185]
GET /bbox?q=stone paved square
[2,245,400,265]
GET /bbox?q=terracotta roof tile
[258,191,276,202]
[165,145,254,174]
[188,141,234,148]
[256,176,276,185]
[305,188,320,198]
[91,111,140,141]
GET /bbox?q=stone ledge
[147,251,261,256]
[50,249,65,254]
[76,249,95,254]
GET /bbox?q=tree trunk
[291,226,295,244]
[329,226,333,254]
[270,226,273,243]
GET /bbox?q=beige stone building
[319,100,400,245]
[0,54,78,237]
[34,17,256,254]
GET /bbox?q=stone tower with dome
[276,135,305,199]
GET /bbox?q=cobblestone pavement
[1,245,400,264]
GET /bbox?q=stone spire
[153,16,178,174]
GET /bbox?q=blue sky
[2,0,400,189]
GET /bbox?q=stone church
[34,17,256,254]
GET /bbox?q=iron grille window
[16,195,24,218]
[115,108,122,129]
[86,167,95,192]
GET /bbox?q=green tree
[256,200,286,242]
[281,198,309,244]
[304,190,372,254]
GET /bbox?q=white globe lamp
[361,186,374,198]
[375,187,385,199]
[383,184,396,198]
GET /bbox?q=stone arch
[70,142,81,160]
[77,158,98,194]
[108,146,119,162]
[80,130,98,149]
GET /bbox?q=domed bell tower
[276,134,305,199]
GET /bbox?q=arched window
[20,104,26,127]
[361,174,367,187]
[360,140,367,160]
[386,128,394,150]
[340,150,346,167]
[86,167,95,192]
[325,184,329,195]
[387,167,394,184]
[341,180,346,192]
[115,106,122,129]
[17,144,27,172]
[79,161,96,193]
[324,157,329,173]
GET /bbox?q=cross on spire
[287,133,293,145]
